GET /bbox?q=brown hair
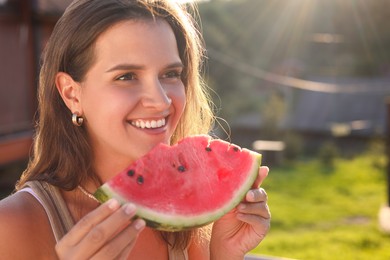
[17,0,214,250]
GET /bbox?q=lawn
[252,153,390,259]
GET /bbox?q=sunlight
[176,0,209,3]
[344,0,377,68]
[234,0,317,68]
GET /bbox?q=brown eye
[116,72,136,81]
[164,70,182,79]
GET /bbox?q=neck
[61,186,100,222]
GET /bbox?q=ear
[56,72,82,114]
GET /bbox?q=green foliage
[367,137,387,170]
[200,0,390,77]
[282,132,303,161]
[252,153,390,259]
[318,141,339,168]
[260,92,286,140]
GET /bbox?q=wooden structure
[0,0,67,165]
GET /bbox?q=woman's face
[79,19,186,179]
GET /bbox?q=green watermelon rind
[94,150,261,232]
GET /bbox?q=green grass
[252,154,390,259]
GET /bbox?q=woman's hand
[210,166,271,260]
[55,199,145,260]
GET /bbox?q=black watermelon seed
[177,165,186,172]
[205,147,212,152]
[127,169,135,177]
[233,147,239,151]
[136,175,144,184]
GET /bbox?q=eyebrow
[105,62,184,73]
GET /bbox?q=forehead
[99,17,170,38]
[96,18,176,50]
[92,18,179,64]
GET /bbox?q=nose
[141,79,172,110]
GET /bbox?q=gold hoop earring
[72,112,84,126]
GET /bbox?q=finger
[252,166,269,188]
[116,242,136,260]
[77,204,136,259]
[245,187,268,203]
[236,213,271,239]
[59,199,121,247]
[91,218,146,260]
[114,221,146,260]
[237,201,271,219]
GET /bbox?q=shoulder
[0,191,57,258]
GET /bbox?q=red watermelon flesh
[94,135,262,231]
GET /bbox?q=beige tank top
[20,181,188,260]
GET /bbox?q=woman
[0,0,270,259]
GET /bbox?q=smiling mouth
[130,118,166,129]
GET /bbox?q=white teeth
[157,119,164,127]
[131,118,166,129]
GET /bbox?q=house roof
[232,77,390,137]
[285,89,389,136]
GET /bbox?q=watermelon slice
[94,135,262,231]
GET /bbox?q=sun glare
[176,0,209,3]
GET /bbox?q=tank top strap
[22,181,74,242]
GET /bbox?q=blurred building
[0,0,70,165]
[230,76,390,155]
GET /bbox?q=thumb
[252,166,269,188]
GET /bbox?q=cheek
[170,85,186,114]
[81,88,136,124]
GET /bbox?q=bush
[318,141,339,168]
[283,132,303,160]
[367,136,387,170]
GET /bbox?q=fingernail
[107,199,120,210]
[134,219,146,230]
[123,204,136,215]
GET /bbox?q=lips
[130,118,166,129]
